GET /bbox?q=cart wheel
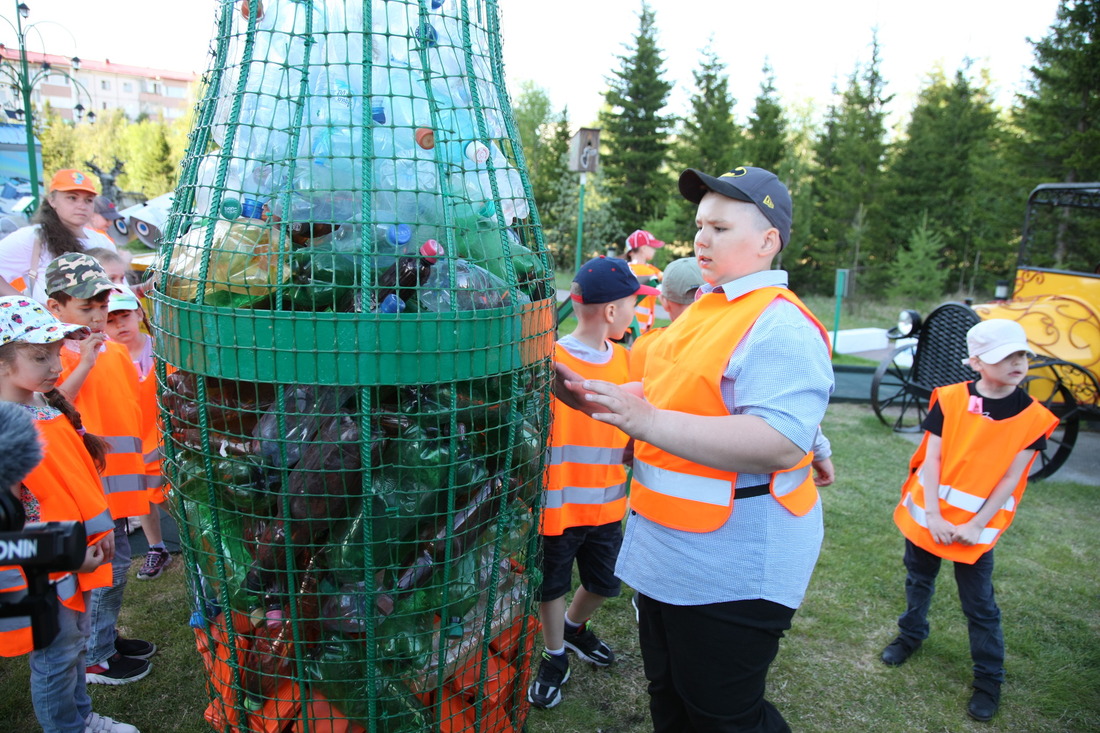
[1024,364,1081,481]
[871,344,926,432]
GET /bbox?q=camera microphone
[0,402,43,492]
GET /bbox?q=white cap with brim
[965,319,1034,365]
[107,284,142,313]
[0,296,91,347]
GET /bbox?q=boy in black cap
[557,167,833,731]
[527,257,658,709]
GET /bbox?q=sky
[5,0,1063,130]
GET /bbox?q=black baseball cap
[679,166,793,248]
[572,256,660,305]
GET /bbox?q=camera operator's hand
[96,531,115,564]
[79,544,105,573]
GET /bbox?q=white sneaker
[85,711,141,733]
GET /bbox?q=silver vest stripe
[543,483,627,510]
[102,435,143,454]
[772,463,811,497]
[938,483,1015,514]
[901,492,1002,546]
[633,459,731,507]
[548,445,626,467]
[102,473,146,495]
[85,510,114,536]
[0,567,26,592]
[143,447,162,463]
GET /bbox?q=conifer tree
[744,61,787,172]
[887,212,950,301]
[598,2,674,242]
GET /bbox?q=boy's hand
[580,379,656,441]
[78,544,105,574]
[78,332,107,367]
[927,514,956,545]
[812,457,835,487]
[96,531,115,564]
[553,362,602,416]
[951,522,983,546]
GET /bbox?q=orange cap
[49,169,98,195]
[415,127,436,150]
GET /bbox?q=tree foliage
[744,61,787,172]
[887,212,950,301]
[598,2,674,244]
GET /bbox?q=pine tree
[531,108,572,225]
[1013,0,1100,185]
[598,2,674,243]
[806,34,893,294]
[744,61,787,172]
[887,212,950,301]
[664,44,740,245]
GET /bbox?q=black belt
[735,483,770,499]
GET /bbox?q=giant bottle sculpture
[152,2,553,730]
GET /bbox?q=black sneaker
[563,621,615,666]
[86,652,151,685]
[967,679,1001,722]
[114,637,156,659]
[880,635,922,667]
[526,651,570,709]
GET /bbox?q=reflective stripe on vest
[893,381,1059,564]
[85,508,115,537]
[631,288,830,532]
[144,446,162,464]
[103,472,146,496]
[543,482,627,509]
[548,445,626,467]
[103,435,143,454]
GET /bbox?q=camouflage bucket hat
[44,252,120,299]
[0,296,91,346]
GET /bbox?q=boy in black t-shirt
[883,319,1058,722]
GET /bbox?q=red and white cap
[626,229,665,250]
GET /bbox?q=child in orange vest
[42,253,156,686]
[527,257,659,710]
[624,229,664,334]
[883,319,1057,722]
[103,285,173,581]
[0,296,140,733]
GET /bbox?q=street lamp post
[2,1,94,208]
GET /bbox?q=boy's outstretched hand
[553,362,602,416]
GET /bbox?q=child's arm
[952,448,1035,546]
[920,434,957,544]
[78,543,105,574]
[57,333,107,401]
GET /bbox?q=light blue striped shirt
[615,269,834,609]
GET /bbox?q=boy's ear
[45,297,62,317]
[760,228,782,257]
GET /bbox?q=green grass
[2,403,1096,732]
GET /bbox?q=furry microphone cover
[0,402,44,489]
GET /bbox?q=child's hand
[951,522,983,546]
[580,379,657,440]
[78,332,107,367]
[553,362,602,416]
[927,514,956,545]
[78,544,105,573]
[96,532,115,564]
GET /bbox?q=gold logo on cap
[762,195,775,209]
[720,167,748,179]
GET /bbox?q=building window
[100,80,111,91]
[165,85,187,99]
[122,82,134,93]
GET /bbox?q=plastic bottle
[416,257,520,313]
[371,239,444,310]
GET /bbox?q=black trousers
[637,593,796,733]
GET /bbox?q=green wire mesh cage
[148,1,554,730]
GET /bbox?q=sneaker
[563,621,615,666]
[526,650,570,709]
[114,636,156,659]
[136,548,172,580]
[86,653,151,685]
[85,712,140,733]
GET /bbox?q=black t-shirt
[923,382,1047,451]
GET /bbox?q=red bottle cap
[415,127,435,150]
[419,239,443,263]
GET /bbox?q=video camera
[0,403,89,650]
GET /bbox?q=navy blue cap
[679,166,793,248]
[572,256,660,305]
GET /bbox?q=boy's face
[47,294,109,333]
[693,193,776,286]
[608,294,637,340]
[105,308,143,345]
[969,350,1030,390]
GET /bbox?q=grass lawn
[2,403,1096,732]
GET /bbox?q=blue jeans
[898,540,1005,683]
[30,591,93,733]
[85,518,130,666]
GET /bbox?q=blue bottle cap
[378,293,406,313]
[371,102,386,124]
[431,0,445,8]
[189,611,205,629]
[240,197,266,220]
[386,223,412,247]
[415,23,438,47]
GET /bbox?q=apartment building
[0,45,198,122]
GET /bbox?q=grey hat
[660,257,705,305]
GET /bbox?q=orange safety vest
[628,326,665,382]
[893,382,1058,564]
[629,262,663,333]
[0,413,114,656]
[631,287,830,533]
[60,341,149,519]
[541,342,631,536]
